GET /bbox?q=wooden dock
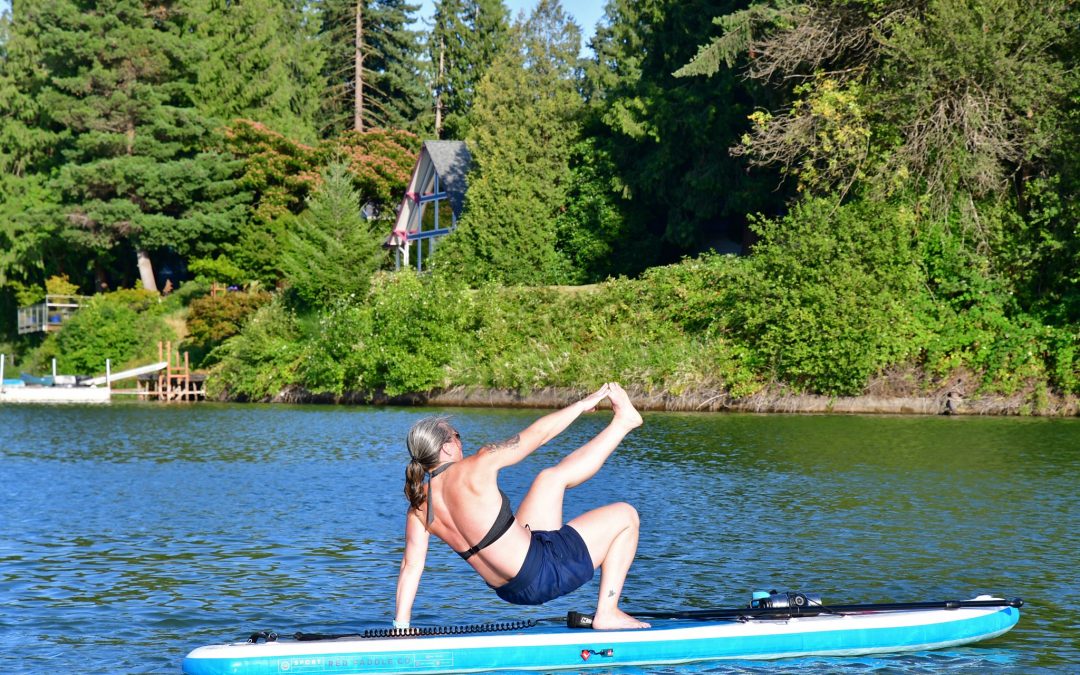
[135,341,207,401]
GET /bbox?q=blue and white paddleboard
[182,598,1020,675]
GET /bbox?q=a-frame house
[387,141,472,270]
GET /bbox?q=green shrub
[37,291,175,375]
[45,274,80,296]
[354,271,470,396]
[186,290,273,365]
[210,297,303,400]
[296,299,372,396]
[723,198,925,395]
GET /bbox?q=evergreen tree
[0,4,65,294]
[317,0,430,136]
[281,161,387,306]
[585,0,782,255]
[430,0,509,139]
[190,0,326,143]
[15,0,247,292]
[436,0,582,285]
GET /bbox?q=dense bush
[209,297,303,400]
[199,190,1080,405]
[186,290,274,366]
[721,198,926,395]
[29,289,175,375]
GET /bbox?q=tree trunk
[435,35,444,138]
[94,264,110,293]
[354,1,364,132]
[137,248,158,293]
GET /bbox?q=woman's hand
[579,383,611,412]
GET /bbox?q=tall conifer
[430,0,508,139]
[437,0,582,285]
[26,0,246,291]
[317,0,429,136]
[585,0,779,254]
[191,0,326,143]
[0,5,65,292]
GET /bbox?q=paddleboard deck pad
[182,596,1021,674]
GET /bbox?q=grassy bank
[10,199,1078,416]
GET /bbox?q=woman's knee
[611,502,639,528]
[532,465,569,491]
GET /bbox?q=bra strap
[425,462,454,525]
[458,491,515,560]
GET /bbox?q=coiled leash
[247,619,538,643]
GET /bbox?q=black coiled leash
[288,619,538,641]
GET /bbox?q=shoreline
[267,385,1080,417]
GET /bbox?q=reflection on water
[1,403,1077,672]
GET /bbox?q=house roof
[423,141,471,217]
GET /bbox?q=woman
[394,382,649,630]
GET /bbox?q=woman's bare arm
[393,509,430,627]
[479,384,611,468]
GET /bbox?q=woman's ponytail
[403,415,452,510]
[404,459,427,510]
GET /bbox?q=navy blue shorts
[493,525,595,606]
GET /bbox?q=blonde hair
[404,416,452,510]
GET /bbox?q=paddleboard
[182,598,1020,674]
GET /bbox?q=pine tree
[23,0,247,292]
[430,0,509,139]
[317,0,429,136]
[281,161,387,306]
[585,0,781,255]
[436,0,582,285]
[190,0,326,143]
[0,4,65,292]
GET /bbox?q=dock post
[157,341,165,399]
[106,359,112,390]
[52,358,57,378]
[166,340,174,401]
[1,353,5,393]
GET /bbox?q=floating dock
[0,384,110,404]
[0,351,203,404]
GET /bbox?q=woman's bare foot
[592,608,651,630]
[607,383,642,430]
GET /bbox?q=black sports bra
[427,462,516,560]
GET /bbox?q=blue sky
[416,0,605,46]
[0,1,605,52]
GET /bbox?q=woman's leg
[515,423,635,530]
[568,503,650,629]
[516,383,642,530]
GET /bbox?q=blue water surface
[0,403,1077,673]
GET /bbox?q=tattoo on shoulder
[482,434,520,454]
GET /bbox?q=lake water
[1,403,1077,673]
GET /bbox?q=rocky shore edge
[267,384,1080,416]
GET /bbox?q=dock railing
[17,294,89,335]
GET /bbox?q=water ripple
[1,405,1076,672]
